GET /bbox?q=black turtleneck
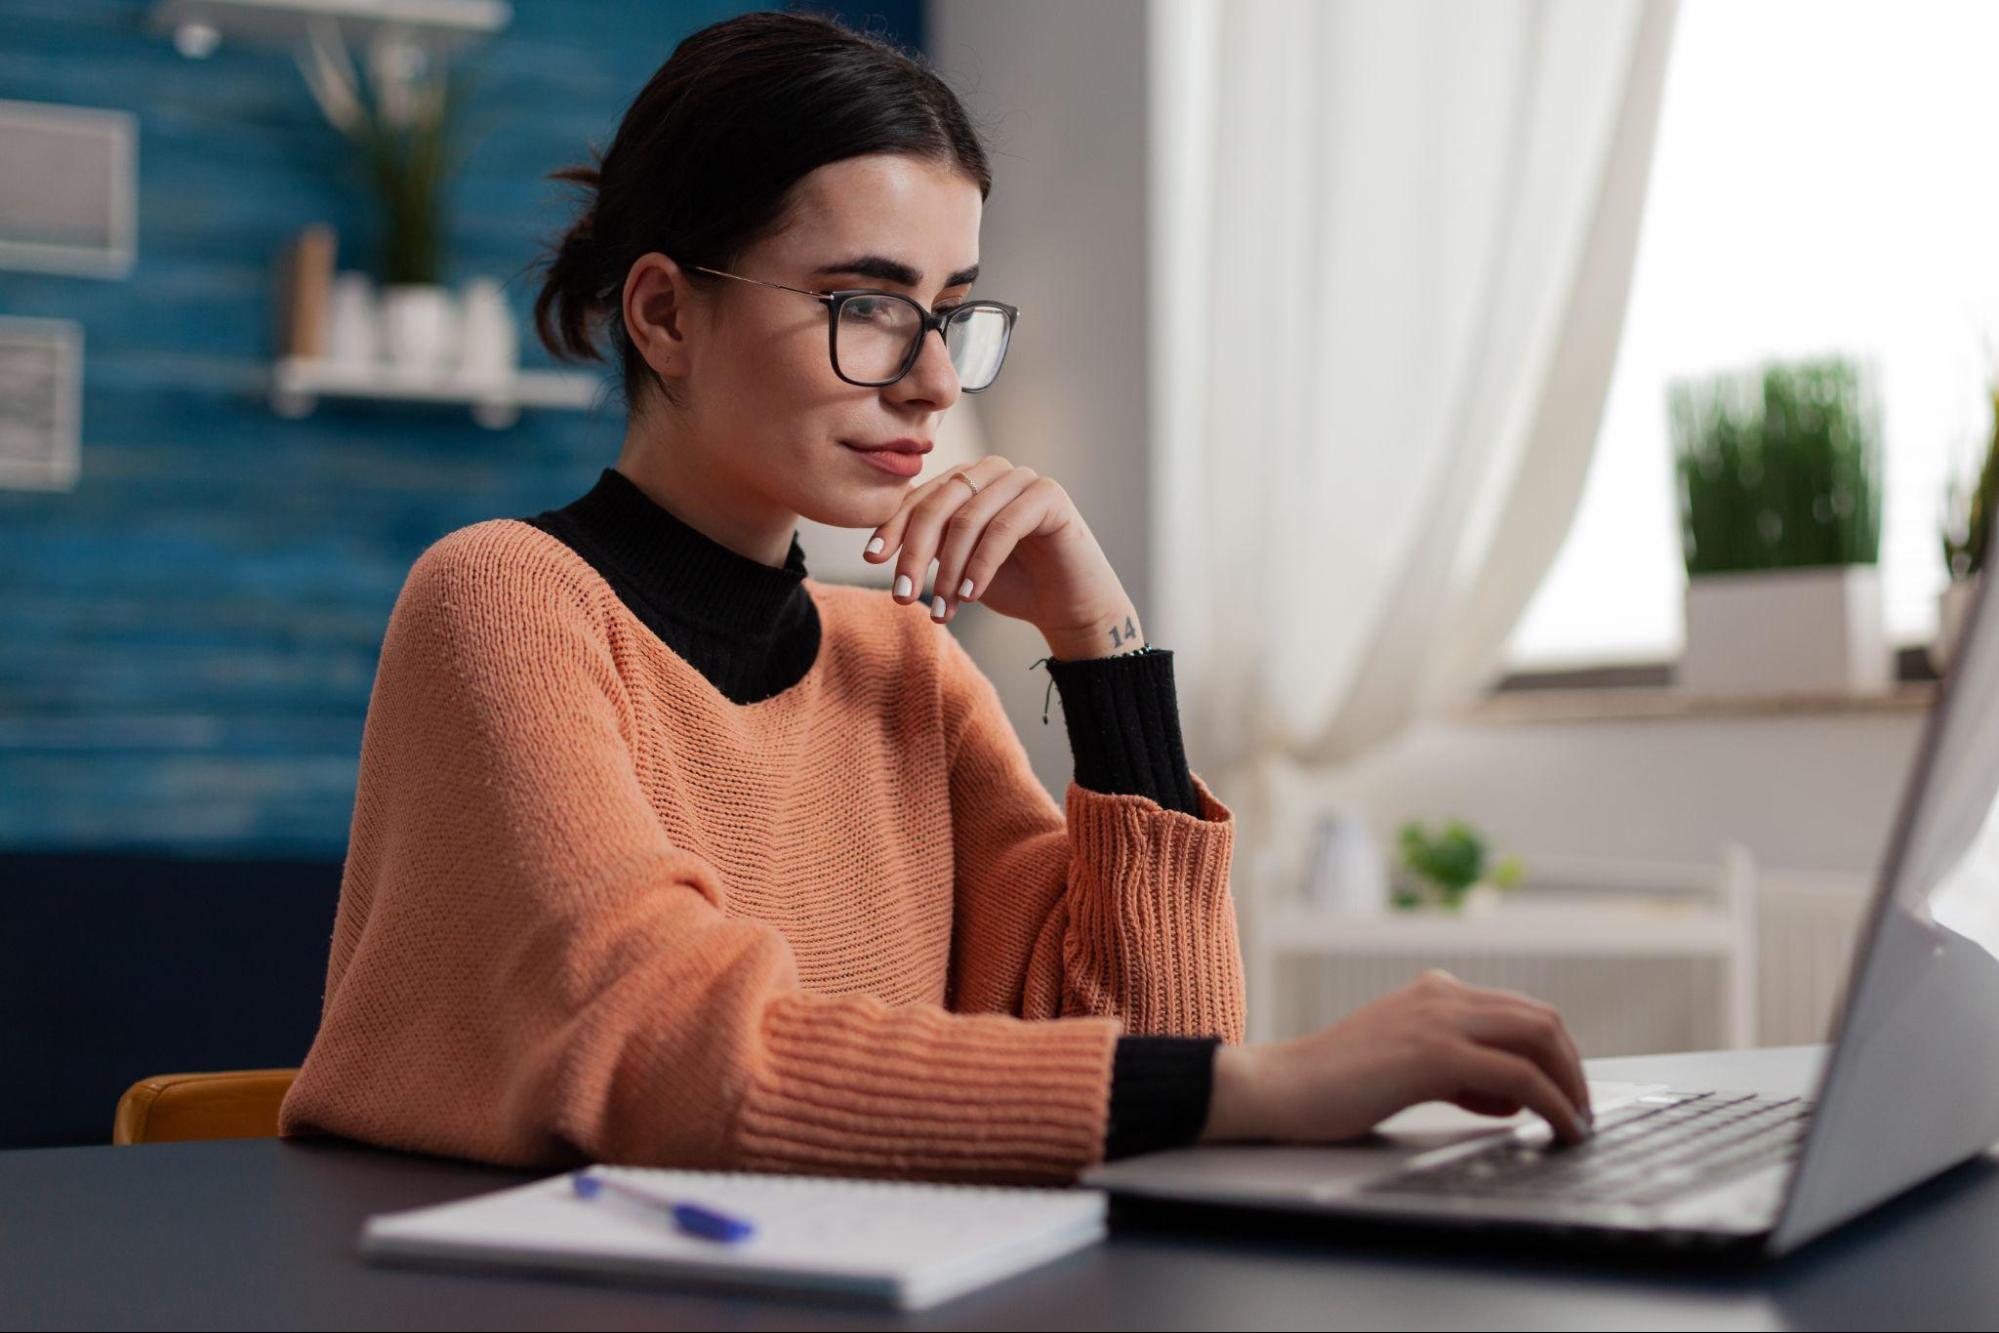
[519,467,1220,1161]
[522,465,823,705]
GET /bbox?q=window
[1507,0,1999,671]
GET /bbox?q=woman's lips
[843,443,924,478]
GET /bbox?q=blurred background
[4,0,1995,1148]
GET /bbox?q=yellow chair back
[113,1069,299,1145]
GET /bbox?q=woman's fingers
[1455,1003,1592,1126]
[1447,1044,1591,1144]
[871,457,1012,603]
[1453,981,1591,1122]
[927,467,1043,621]
[1449,1090,1526,1118]
[861,467,971,564]
[864,455,1008,565]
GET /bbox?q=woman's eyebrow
[810,255,979,288]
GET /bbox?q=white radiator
[1753,869,1873,1047]
[1257,867,1871,1057]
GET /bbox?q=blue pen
[570,1169,757,1243]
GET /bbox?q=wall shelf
[149,0,510,58]
[269,356,604,429]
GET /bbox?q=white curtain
[1149,0,1680,901]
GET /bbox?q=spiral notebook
[360,1165,1108,1312]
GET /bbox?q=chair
[112,1069,299,1145]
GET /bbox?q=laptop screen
[1898,575,1999,955]
[1776,555,1999,1251]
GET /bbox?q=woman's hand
[862,455,1146,661]
[1199,970,1594,1146]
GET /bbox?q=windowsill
[1468,647,1941,724]
[1460,680,1936,725]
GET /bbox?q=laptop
[1084,553,1999,1259]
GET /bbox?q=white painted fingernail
[894,574,912,599]
[931,594,947,617]
[958,578,974,598]
[866,536,884,556]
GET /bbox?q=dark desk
[5,1048,1997,1330]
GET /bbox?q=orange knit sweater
[277,517,1245,1183]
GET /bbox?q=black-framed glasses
[687,263,1018,392]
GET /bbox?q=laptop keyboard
[1364,1090,1813,1207]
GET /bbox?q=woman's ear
[623,252,697,385]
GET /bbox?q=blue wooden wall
[0,0,925,859]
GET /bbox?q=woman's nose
[894,325,962,406]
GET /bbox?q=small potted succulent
[1391,819,1525,915]
[1669,353,1888,695]
[1936,381,1998,673]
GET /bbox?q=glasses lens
[834,296,1012,389]
[946,306,1011,391]
[835,295,923,384]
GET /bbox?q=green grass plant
[1668,355,1883,576]
[1943,388,1999,581]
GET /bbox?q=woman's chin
[799,493,909,531]
[846,481,918,519]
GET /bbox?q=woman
[278,10,1592,1182]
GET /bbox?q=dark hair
[531,9,994,415]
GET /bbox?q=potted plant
[1936,382,1998,672]
[297,21,472,373]
[1669,354,1888,696]
[1391,819,1524,916]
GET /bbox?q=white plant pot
[1680,564,1890,696]
[1930,576,1982,675]
[379,283,455,373]
[454,277,518,388]
[1301,808,1389,913]
[324,271,379,369]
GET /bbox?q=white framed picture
[0,317,83,492]
[0,99,137,279]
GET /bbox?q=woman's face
[625,152,985,533]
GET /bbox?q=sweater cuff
[734,995,1123,1183]
[1045,648,1201,816]
[1103,1034,1221,1159]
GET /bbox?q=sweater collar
[558,467,810,638]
